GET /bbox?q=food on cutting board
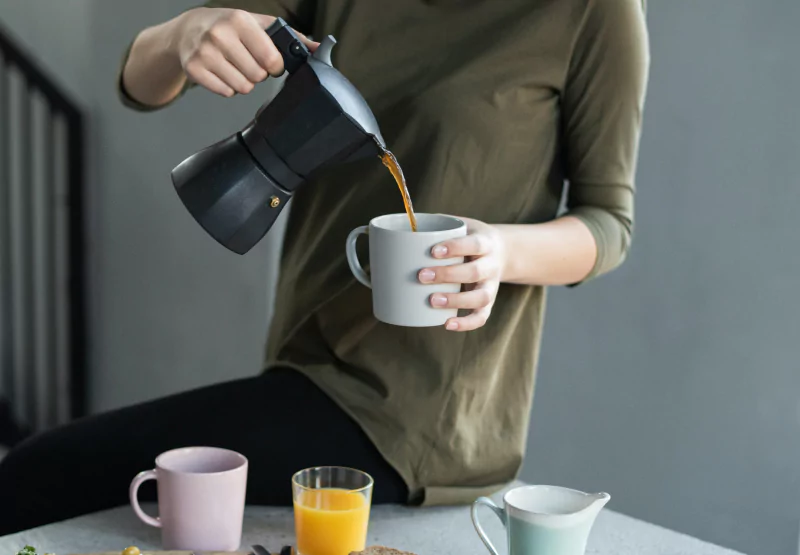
[350,548,418,555]
[17,545,54,555]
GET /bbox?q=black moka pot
[171,18,386,254]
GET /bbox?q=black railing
[0,23,86,434]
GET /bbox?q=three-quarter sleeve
[203,0,316,31]
[561,0,650,282]
[117,0,316,112]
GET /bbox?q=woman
[0,0,648,533]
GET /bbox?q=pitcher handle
[471,496,506,555]
[346,226,371,288]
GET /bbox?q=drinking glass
[292,466,374,555]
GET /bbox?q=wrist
[491,224,515,283]
[122,14,189,109]
[493,223,546,284]
[162,11,188,61]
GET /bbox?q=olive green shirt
[120,0,649,505]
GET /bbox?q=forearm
[122,14,187,108]
[495,216,598,286]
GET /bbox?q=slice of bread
[350,547,418,555]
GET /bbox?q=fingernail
[432,245,448,258]
[430,294,447,307]
[419,269,435,283]
[446,321,459,331]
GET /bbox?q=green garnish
[17,545,53,555]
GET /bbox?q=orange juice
[294,488,370,555]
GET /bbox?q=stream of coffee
[380,149,418,232]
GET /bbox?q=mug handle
[471,496,507,555]
[346,226,371,288]
[129,469,161,527]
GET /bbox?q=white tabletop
[0,484,744,555]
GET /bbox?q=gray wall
[1,2,798,555]
[0,0,287,413]
[523,2,800,555]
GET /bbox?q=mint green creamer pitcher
[471,485,610,555]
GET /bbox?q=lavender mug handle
[130,469,161,527]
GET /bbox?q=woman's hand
[174,8,318,97]
[418,218,507,332]
[123,8,318,107]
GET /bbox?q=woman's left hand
[418,218,506,332]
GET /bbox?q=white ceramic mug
[129,446,248,551]
[346,213,467,327]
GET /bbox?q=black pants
[0,368,407,535]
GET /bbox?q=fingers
[234,12,286,75]
[431,283,496,331]
[185,66,235,97]
[422,256,498,331]
[445,308,492,332]
[417,221,500,332]
[247,12,277,29]
[418,258,498,285]
[295,31,319,52]
[215,27,270,82]
[248,12,319,51]
[189,44,253,95]
[431,233,492,259]
[181,8,320,98]
[430,287,494,310]
[294,30,320,51]
[210,58,255,94]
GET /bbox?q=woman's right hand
[174,8,318,98]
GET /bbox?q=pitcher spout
[587,492,611,515]
[500,485,610,526]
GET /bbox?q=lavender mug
[130,447,248,551]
